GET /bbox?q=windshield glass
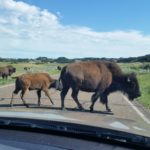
[0,0,150,141]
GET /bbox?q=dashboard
[0,129,135,150]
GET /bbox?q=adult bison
[0,65,16,79]
[56,61,141,112]
[10,73,58,107]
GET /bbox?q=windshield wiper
[0,117,149,149]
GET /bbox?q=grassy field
[0,61,150,109]
[137,74,150,109]
[0,62,65,85]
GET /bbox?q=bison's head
[10,67,16,73]
[124,73,141,100]
[12,67,16,73]
[8,66,16,75]
[49,80,63,91]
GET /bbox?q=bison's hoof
[89,106,93,112]
[26,104,29,108]
[79,108,84,111]
[61,107,67,111]
[79,106,84,111]
[107,108,111,112]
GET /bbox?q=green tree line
[0,54,150,64]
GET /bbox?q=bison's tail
[55,66,67,91]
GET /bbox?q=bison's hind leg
[60,86,69,110]
[43,89,54,105]
[37,90,41,106]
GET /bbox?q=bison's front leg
[106,103,111,112]
[89,92,100,112]
[100,94,111,112]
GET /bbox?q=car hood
[0,110,149,138]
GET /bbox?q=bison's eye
[127,77,131,82]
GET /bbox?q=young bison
[10,73,57,107]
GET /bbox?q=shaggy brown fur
[0,65,16,79]
[57,61,141,112]
[10,73,56,107]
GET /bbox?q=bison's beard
[123,92,135,101]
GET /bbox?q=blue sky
[0,0,150,58]
[20,0,150,33]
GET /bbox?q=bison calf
[10,73,57,107]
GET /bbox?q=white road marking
[110,121,130,130]
[0,84,14,88]
[123,95,150,124]
[133,126,145,131]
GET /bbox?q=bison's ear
[126,73,134,82]
[127,72,137,82]
[128,72,136,81]
[131,72,137,77]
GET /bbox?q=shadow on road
[0,104,27,107]
[30,105,114,115]
[65,107,114,115]
[0,103,114,115]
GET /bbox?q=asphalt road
[0,83,150,137]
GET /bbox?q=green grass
[0,78,15,85]
[0,62,65,86]
[137,74,150,109]
[118,62,150,74]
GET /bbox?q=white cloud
[0,0,150,58]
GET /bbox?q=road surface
[0,83,150,137]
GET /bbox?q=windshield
[0,0,150,144]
